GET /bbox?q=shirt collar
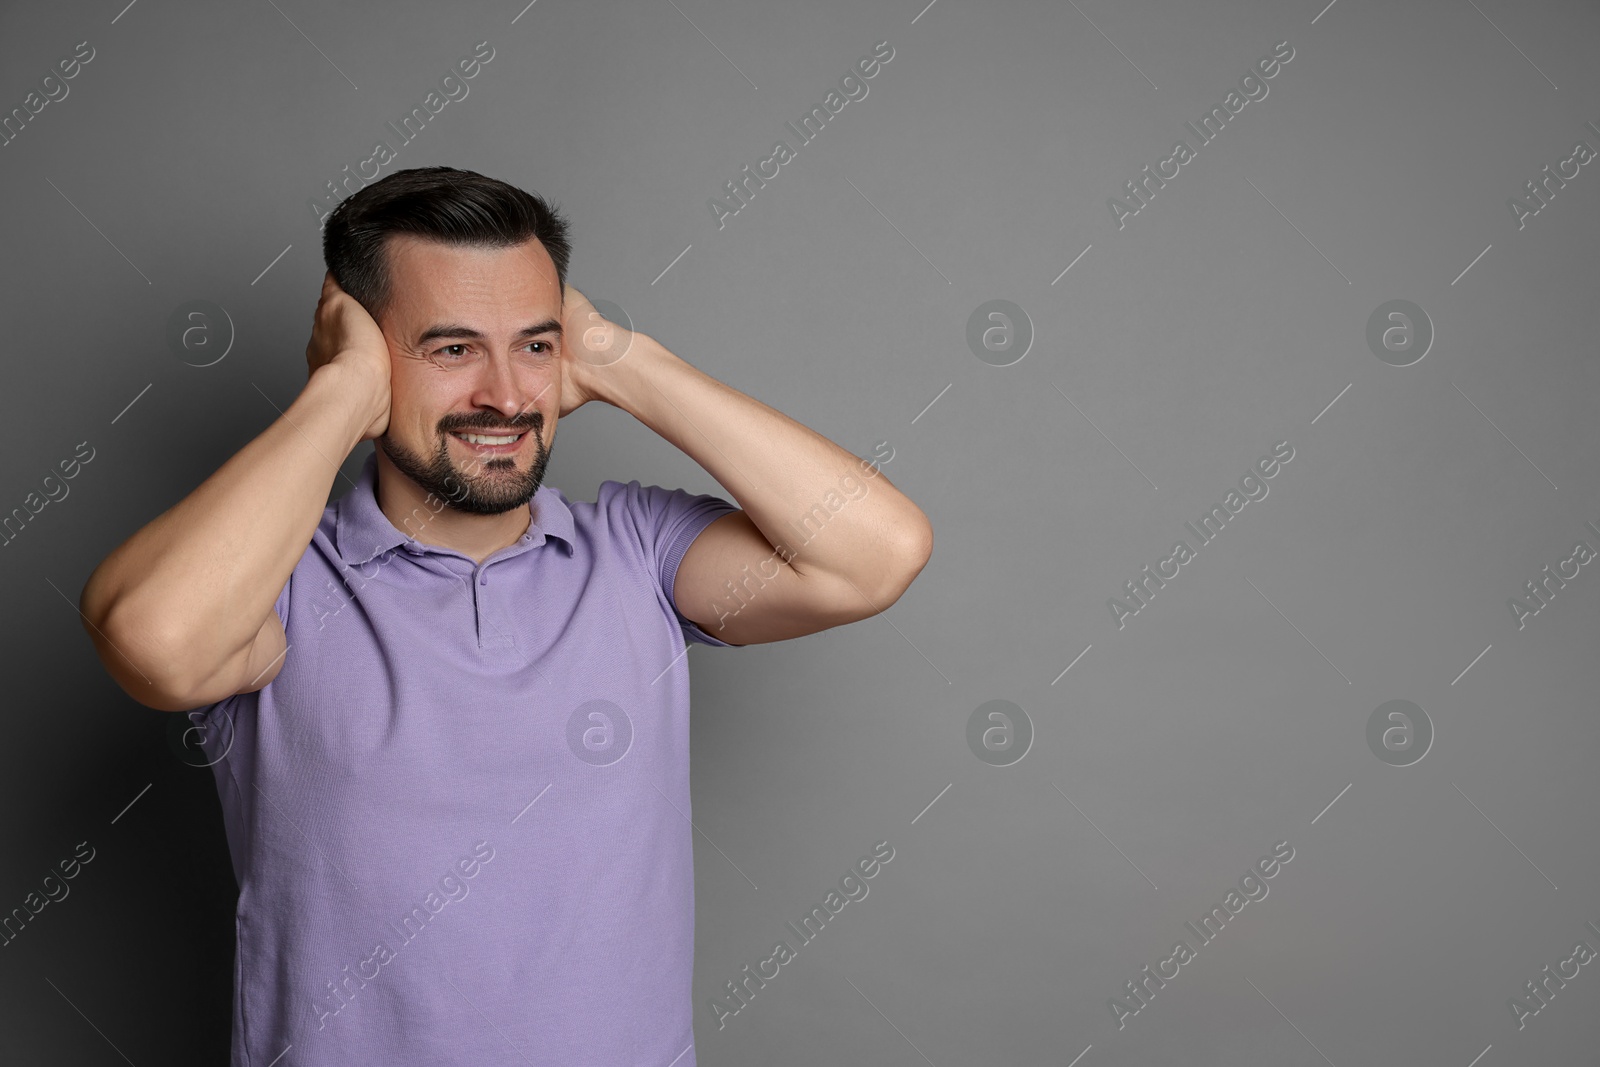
[335,451,575,567]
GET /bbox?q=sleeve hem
[662,499,741,647]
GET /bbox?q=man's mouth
[449,430,527,453]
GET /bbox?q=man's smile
[449,429,528,454]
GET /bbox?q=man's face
[375,234,562,516]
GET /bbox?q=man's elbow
[901,516,933,576]
[870,525,933,612]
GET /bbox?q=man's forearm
[596,336,931,587]
[80,363,376,698]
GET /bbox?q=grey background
[2,0,1597,1064]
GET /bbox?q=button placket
[473,562,516,649]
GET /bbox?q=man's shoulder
[560,478,651,523]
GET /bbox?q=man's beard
[379,417,551,516]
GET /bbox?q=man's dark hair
[320,165,572,323]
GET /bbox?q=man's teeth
[455,432,522,445]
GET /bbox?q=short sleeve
[613,479,742,647]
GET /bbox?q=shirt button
[479,575,488,585]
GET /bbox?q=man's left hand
[560,284,639,416]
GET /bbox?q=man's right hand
[306,270,391,441]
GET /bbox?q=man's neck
[373,451,533,565]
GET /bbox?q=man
[78,166,931,1066]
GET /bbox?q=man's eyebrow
[415,319,564,346]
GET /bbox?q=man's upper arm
[673,509,875,645]
[612,480,745,647]
[184,576,292,713]
[613,478,891,647]
[236,609,288,695]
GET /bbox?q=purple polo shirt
[191,449,741,1067]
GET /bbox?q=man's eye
[439,344,469,357]
[526,341,552,354]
